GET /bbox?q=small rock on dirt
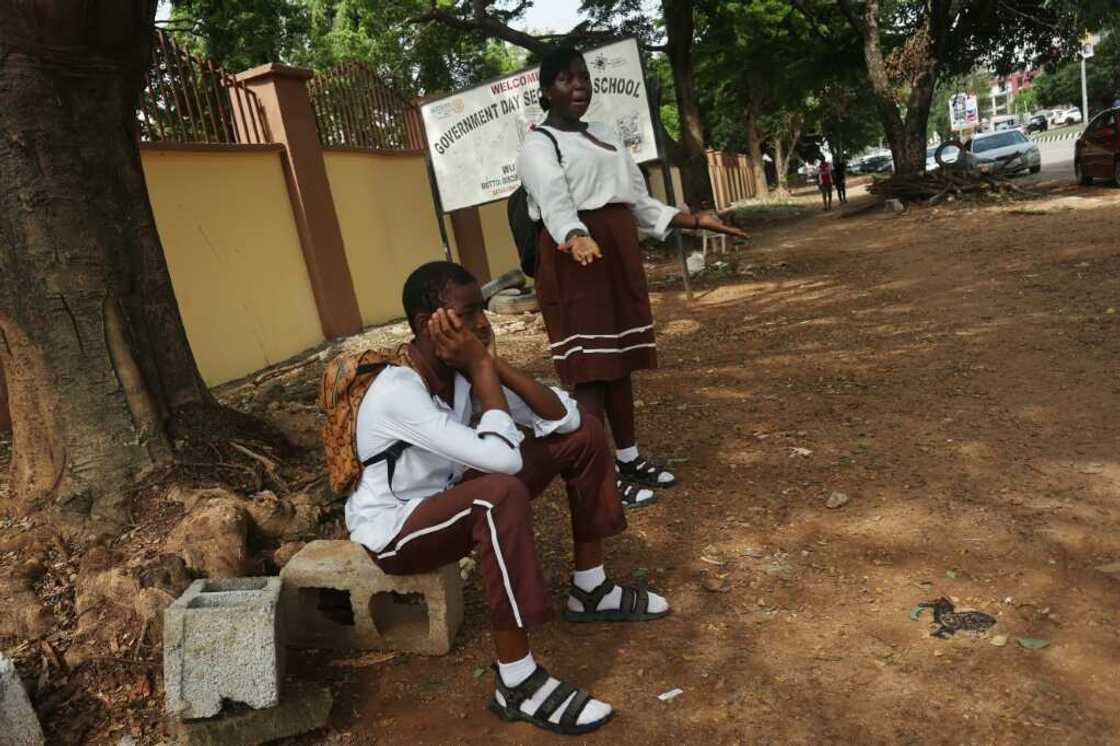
[826,492,850,509]
[273,541,306,570]
[990,634,1008,647]
[165,498,251,578]
[1094,562,1120,576]
[701,573,732,593]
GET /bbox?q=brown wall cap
[236,63,314,83]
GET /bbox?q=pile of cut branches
[868,140,1036,205]
[869,168,1034,204]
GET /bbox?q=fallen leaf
[1094,562,1120,575]
[909,606,926,621]
[473,666,488,679]
[990,635,1008,647]
[1018,638,1050,651]
[916,582,933,593]
[945,569,958,579]
[658,688,684,702]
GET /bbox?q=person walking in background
[818,159,834,211]
[833,158,848,205]
[517,46,748,509]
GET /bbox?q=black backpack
[508,127,562,278]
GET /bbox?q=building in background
[988,68,1042,118]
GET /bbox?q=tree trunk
[743,106,771,199]
[848,0,941,178]
[776,117,803,193]
[662,0,714,208]
[0,1,213,535]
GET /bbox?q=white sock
[616,446,639,463]
[568,566,669,615]
[617,478,655,504]
[573,565,607,592]
[496,652,612,726]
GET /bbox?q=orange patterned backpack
[319,345,414,495]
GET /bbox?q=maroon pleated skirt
[534,203,658,386]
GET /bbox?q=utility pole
[1081,34,1094,123]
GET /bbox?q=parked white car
[968,130,1041,174]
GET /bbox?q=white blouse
[516,121,680,244]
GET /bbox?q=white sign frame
[420,37,658,213]
[948,92,980,131]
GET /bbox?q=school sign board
[420,38,657,213]
[948,93,980,131]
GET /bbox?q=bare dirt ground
[4,175,1120,744]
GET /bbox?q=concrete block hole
[300,587,355,626]
[370,591,429,640]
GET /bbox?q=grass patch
[731,200,812,227]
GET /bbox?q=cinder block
[279,540,462,656]
[0,653,45,746]
[173,682,332,746]
[164,577,283,720]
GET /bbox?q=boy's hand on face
[428,308,490,373]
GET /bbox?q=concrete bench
[279,540,463,656]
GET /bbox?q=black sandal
[489,664,613,735]
[618,479,657,510]
[617,457,677,488]
[563,580,670,623]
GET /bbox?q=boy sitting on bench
[345,261,669,735]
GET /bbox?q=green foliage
[167,0,309,72]
[167,0,523,96]
[1033,29,1120,114]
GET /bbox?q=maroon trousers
[371,415,626,630]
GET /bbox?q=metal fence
[307,61,424,152]
[706,149,758,210]
[139,30,270,145]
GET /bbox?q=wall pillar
[235,63,362,339]
[449,207,491,283]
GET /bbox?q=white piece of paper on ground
[658,688,684,702]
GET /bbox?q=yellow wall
[141,148,323,386]
[324,151,451,325]
[478,200,520,277]
[645,163,686,208]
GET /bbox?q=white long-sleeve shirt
[345,363,581,553]
[516,121,679,245]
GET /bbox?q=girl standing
[516,46,747,508]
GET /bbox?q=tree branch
[409,6,550,54]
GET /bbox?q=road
[1026,135,1076,183]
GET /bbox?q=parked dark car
[1026,114,1048,134]
[1074,107,1120,185]
[861,154,894,173]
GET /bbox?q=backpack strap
[531,125,563,166]
[362,440,411,499]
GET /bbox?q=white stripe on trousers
[375,498,525,628]
[552,341,657,362]
[549,323,655,350]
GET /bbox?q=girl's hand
[696,213,751,240]
[559,235,603,266]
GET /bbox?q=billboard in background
[420,37,657,213]
[949,93,980,131]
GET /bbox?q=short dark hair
[538,46,584,112]
[401,261,477,332]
